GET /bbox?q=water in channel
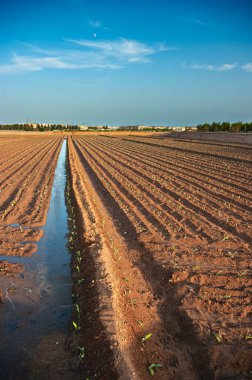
[0,139,73,379]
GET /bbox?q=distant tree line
[0,123,34,131]
[0,124,80,131]
[197,121,252,133]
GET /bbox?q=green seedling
[136,319,144,328]
[76,265,80,272]
[245,331,252,340]
[77,346,85,361]
[213,332,222,343]
[222,234,230,241]
[124,287,131,295]
[129,298,136,307]
[148,363,163,376]
[238,270,247,278]
[113,247,119,255]
[76,303,81,316]
[142,333,152,343]
[77,278,85,285]
[192,265,200,271]
[228,251,238,258]
[221,294,231,300]
[73,321,79,332]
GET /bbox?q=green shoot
[76,303,81,316]
[148,363,163,376]
[213,332,222,343]
[73,321,79,332]
[136,319,144,328]
[222,234,230,241]
[78,346,85,361]
[192,265,200,271]
[245,331,252,340]
[142,333,152,343]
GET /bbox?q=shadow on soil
[72,142,214,379]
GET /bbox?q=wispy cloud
[68,38,167,63]
[242,63,252,72]
[217,64,237,71]
[89,19,102,28]
[0,38,169,74]
[0,53,119,74]
[0,55,75,74]
[184,63,237,72]
[88,19,110,31]
[193,17,208,27]
[189,64,215,71]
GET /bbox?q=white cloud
[185,63,237,72]
[189,64,215,71]
[217,63,237,71]
[193,17,208,26]
[68,38,165,63]
[242,63,252,72]
[89,20,102,28]
[0,38,169,74]
[0,53,120,74]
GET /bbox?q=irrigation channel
[0,139,74,379]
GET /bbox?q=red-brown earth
[0,132,251,379]
[68,133,252,380]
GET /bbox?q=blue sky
[1,0,252,125]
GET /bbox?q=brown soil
[0,261,24,276]
[165,131,252,145]
[68,134,252,380]
[0,132,251,379]
[0,134,63,307]
[0,134,63,257]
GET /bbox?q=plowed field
[0,132,251,379]
[68,134,252,380]
[0,135,63,277]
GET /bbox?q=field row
[69,134,252,379]
[74,135,252,245]
[0,136,63,257]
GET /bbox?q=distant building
[79,125,88,131]
[185,127,197,132]
[138,126,169,130]
[87,126,105,131]
[118,126,140,131]
[138,126,151,130]
[172,127,186,132]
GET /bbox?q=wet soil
[0,139,76,379]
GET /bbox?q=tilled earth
[0,133,251,379]
[68,134,252,380]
